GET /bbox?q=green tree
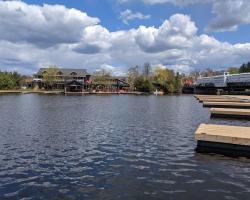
[239,62,250,73]
[42,66,59,89]
[11,71,22,86]
[92,69,112,83]
[152,67,183,93]
[153,67,175,93]
[173,72,182,93]
[154,67,169,88]
[127,66,139,90]
[0,71,22,89]
[92,69,113,91]
[227,67,239,74]
[134,76,154,93]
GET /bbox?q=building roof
[36,68,88,76]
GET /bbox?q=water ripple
[0,95,250,199]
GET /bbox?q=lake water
[1,94,250,200]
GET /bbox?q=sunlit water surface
[1,94,250,200]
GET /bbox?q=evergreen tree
[0,71,22,89]
[239,62,250,73]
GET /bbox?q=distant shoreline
[0,90,148,95]
[0,90,63,95]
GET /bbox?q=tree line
[1,61,250,91]
[127,64,183,93]
[39,64,184,93]
[0,71,23,90]
[227,62,250,74]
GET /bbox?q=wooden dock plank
[210,108,250,118]
[195,124,250,146]
[194,95,221,99]
[203,101,250,108]
[195,95,244,102]
[198,97,237,99]
[199,98,244,103]
[196,95,250,102]
[225,95,250,101]
[197,97,228,100]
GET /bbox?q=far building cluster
[32,68,130,93]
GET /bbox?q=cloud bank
[0,1,99,47]
[0,0,250,75]
[120,0,250,32]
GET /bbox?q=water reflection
[0,94,250,199]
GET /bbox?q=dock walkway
[203,101,250,108]
[199,98,244,103]
[210,108,250,119]
[195,124,250,157]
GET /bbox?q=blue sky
[0,0,250,74]
[22,0,249,43]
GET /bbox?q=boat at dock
[153,90,164,95]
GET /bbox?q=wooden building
[33,68,130,93]
[33,68,91,90]
[91,77,130,92]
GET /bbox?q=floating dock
[210,108,250,119]
[203,101,250,108]
[195,124,250,157]
[195,95,250,102]
[194,95,219,99]
[195,95,248,102]
[198,98,244,103]
[225,95,250,101]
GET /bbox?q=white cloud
[0,0,99,47]
[119,0,211,6]
[205,0,250,32]
[120,9,151,24]
[96,64,126,76]
[73,25,112,54]
[135,14,197,52]
[120,0,250,32]
[143,0,207,6]
[0,1,250,75]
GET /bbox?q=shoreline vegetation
[0,89,147,95]
[1,61,250,95]
[0,64,185,95]
[0,89,150,96]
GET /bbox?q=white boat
[153,90,164,95]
